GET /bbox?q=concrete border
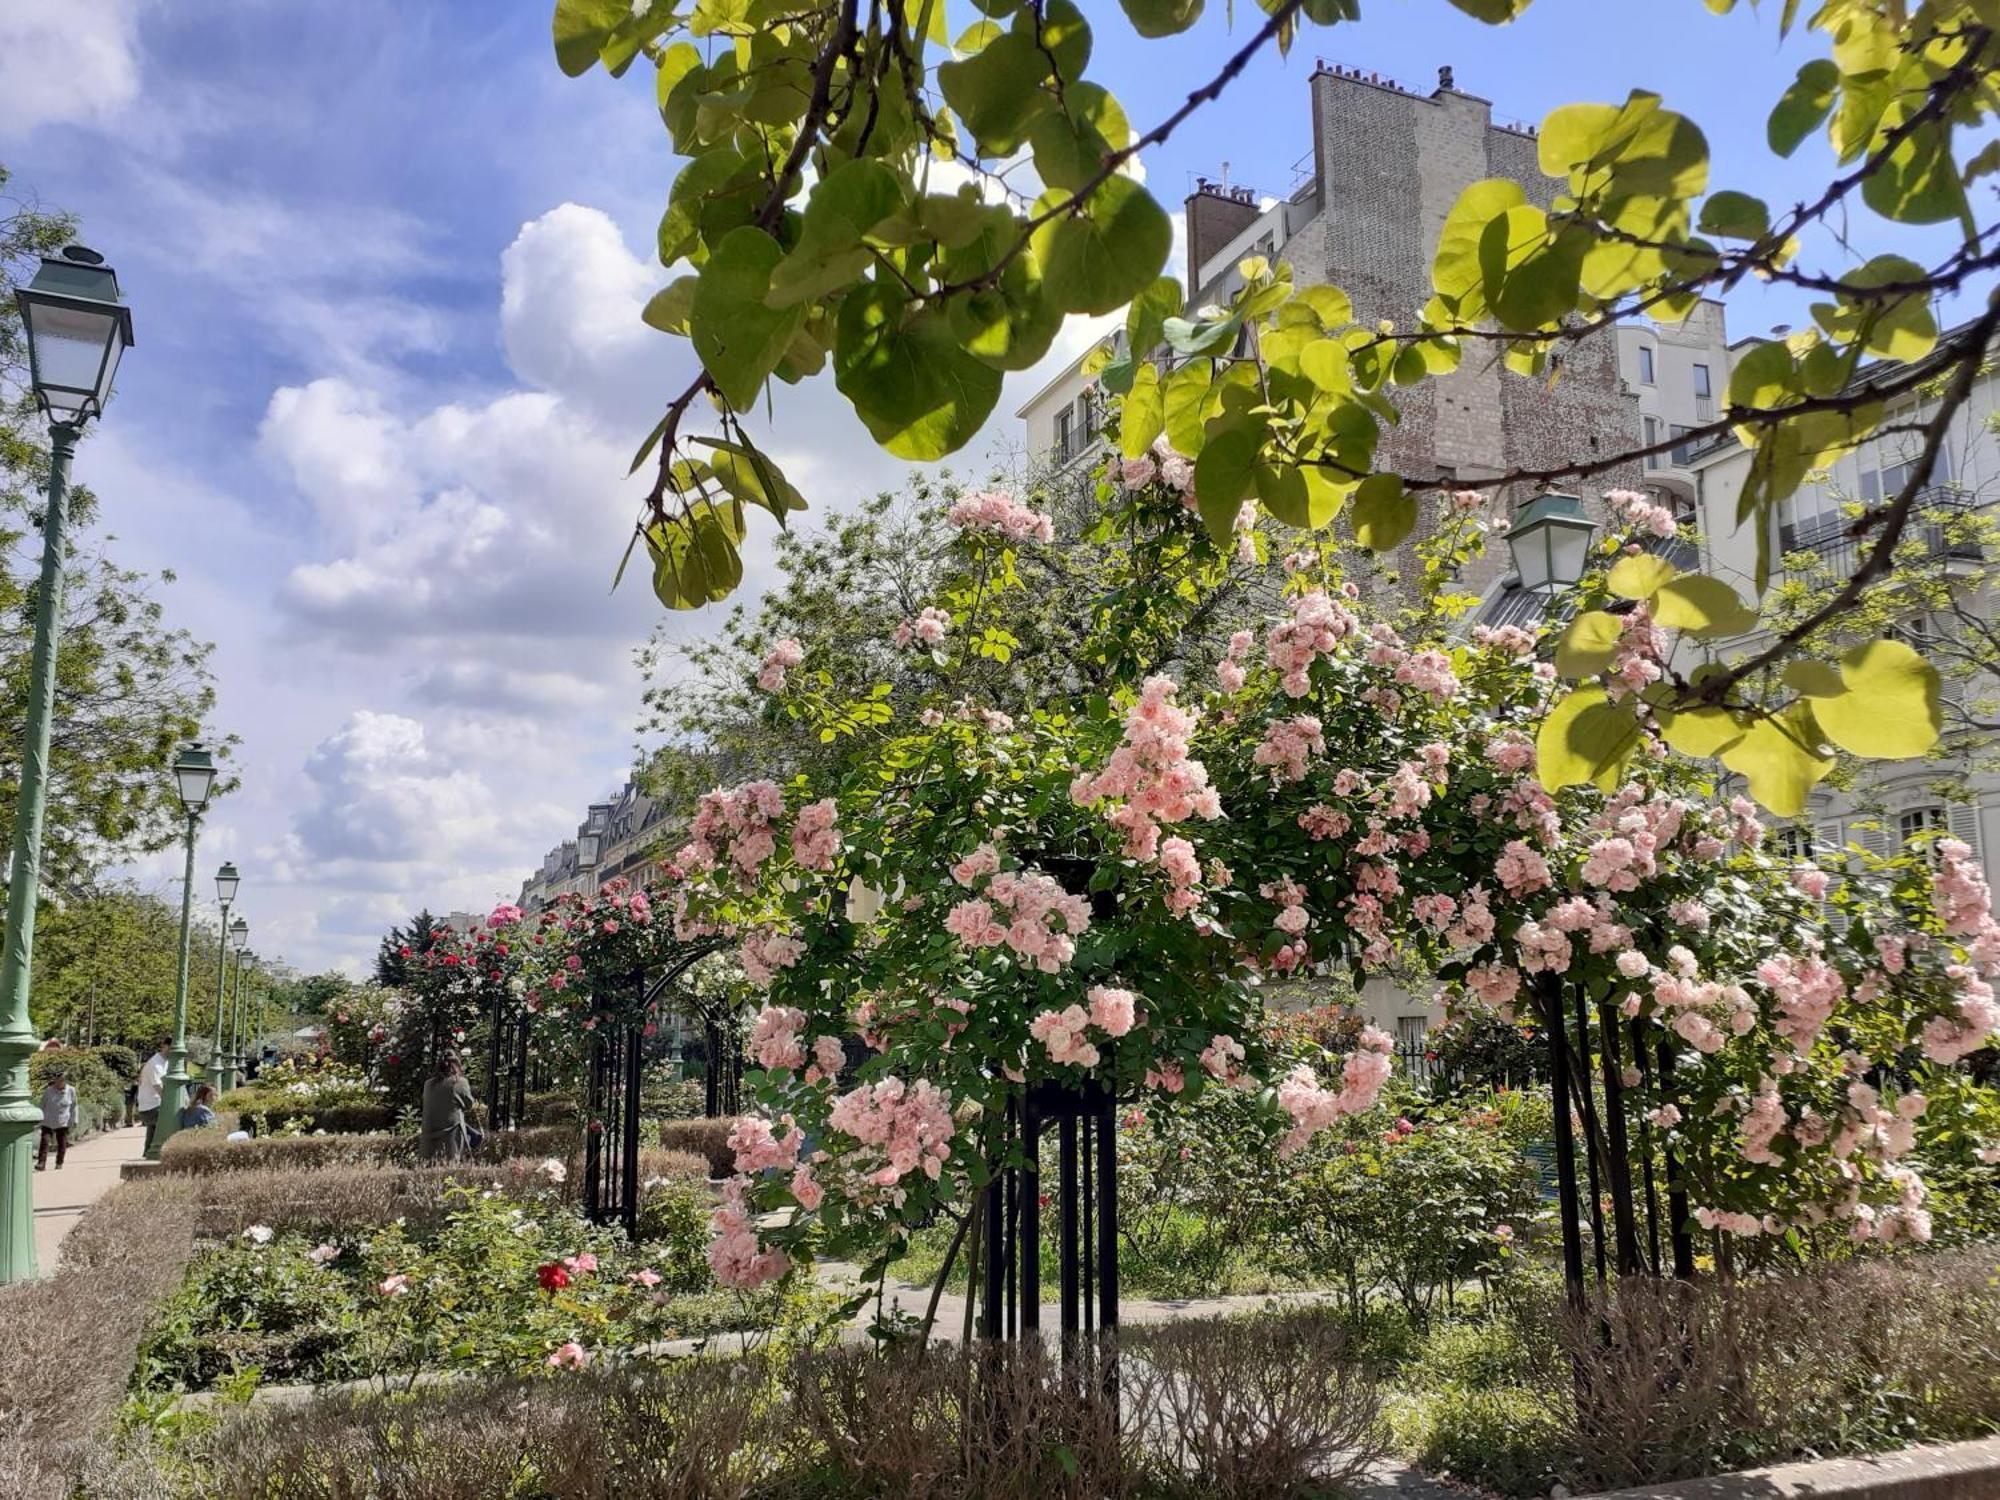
[1583,1436,2000,1499]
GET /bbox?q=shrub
[0,1178,196,1497]
[94,1043,140,1084]
[633,1166,717,1290]
[158,1120,583,1177]
[659,1117,734,1175]
[1391,1382,1566,1498]
[518,1089,577,1126]
[1129,1307,1386,1499]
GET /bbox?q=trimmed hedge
[660,1116,737,1176]
[157,1121,580,1177]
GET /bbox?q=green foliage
[29,1045,122,1133]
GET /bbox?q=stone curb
[1582,1436,2000,1499]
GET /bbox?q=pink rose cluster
[1118,434,1194,504]
[827,1076,955,1185]
[749,1004,808,1069]
[947,489,1055,543]
[1604,488,1680,540]
[945,865,1092,972]
[757,637,804,693]
[790,798,841,871]
[1070,675,1223,861]
[740,928,805,988]
[1254,715,1325,784]
[710,1177,789,1289]
[1217,629,1253,694]
[1029,985,1138,1069]
[1275,1026,1395,1156]
[729,1113,804,1173]
[1267,590,1357,697]
[681,781,785,883]
[893,607,951,649]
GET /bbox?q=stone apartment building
[516,777,681,913]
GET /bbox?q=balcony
[1050,423,1102,470]
[1642,532,1699,572]
[1780,490,1983,580]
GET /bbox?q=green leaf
[938,29,1052,156]
[1034,177,1174,315]
[1656,704,1745,758]
[1028,82,1131,192]
[833,283,1003,460]
[1115,0,1204,36]
[1607,553,1677,600]
[1350,473,1413,551]
[641,276,698,335]
[1861,106,1967,227]
[1720,706,1831,816]
[1810,638,1942,759]
[1696,190,1770,240]
[1255,462,1344,530]
[1125,276,1183,358]
[1809,255,1937,362]
[1433,178,1527,309]
[1192,425,1257,545]
[647,500,747,610]
[1652,575,1758,637]
[694,438,808,526]
[1162,313,1242,357]
[1477,205,1584,331]
[1782,659,1844,697]
[1163,356,1220,457]
[690,227,808,410]
[1767,59,1839,158]
[1120,364,1164,458]
[552,0,630,75]
[1553,610,1622,679]
[1726,339,1798,414]
[767,159,906,308]
[1538,686,1642,792]
[1443,0,1533,18]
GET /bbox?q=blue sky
[0,0,1956,976]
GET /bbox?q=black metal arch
[583,935,735,1235]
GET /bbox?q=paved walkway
[32,1122,148,1274]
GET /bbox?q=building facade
[516,776,683,913]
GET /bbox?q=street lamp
[227,920,249,1084]
[209,863,240,1093]
[0,247,134,1280]
[1505,491,1599,595]
[149,743,217,1159]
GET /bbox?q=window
[1900,805,1950,848]
[1643,415,1660,470]
[1053,405,1073,457]
[1861,441,1952,506]
[1637,345,1655,384]
[1773,825,1816,861]
[1076,392,1098,446]
[1395,1015,1428,1054]
[1692,363,1711,399]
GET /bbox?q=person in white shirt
[37,1071,76,1170]
[136,1041,170,1150]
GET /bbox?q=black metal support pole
[512,1016,528,1127]
[583,1034,605,1222]
[1059,1112,1080,1350]
[1095,1085,1118,1403]
[621,1018,642,1237]
[1081,1110,1095,1338]
[980,1100,1006,1341]
[1003,1096,1017,1339]
[1636,1021,1663,1276]
[704,1022,720,1118]
[1571,986,1608,1286]
[1657,1038,1696,1280]
[1021,1093,1042,1338]
[1596,1001,1642,1276]
[1540,975,1588,1310]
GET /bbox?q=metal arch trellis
[583,934,733,1235]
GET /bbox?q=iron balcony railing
[1779,489,1982,579]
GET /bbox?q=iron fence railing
[1780,490,1982,579]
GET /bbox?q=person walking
[418,1052,476,1162]
[36,1069,76,1170]
[135,1040,170,1151]
[179,1083,218,1131]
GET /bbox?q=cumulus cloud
[295,711,502,867]
[0,0,142,138]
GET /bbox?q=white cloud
[0,0,142,138]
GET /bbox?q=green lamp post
[226,922,248,1084]
[0,247,134,1279]
[208,863,240,1092]
[1505,492,1599,596]
[149,744,218,1159]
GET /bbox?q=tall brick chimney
[1183,180,1263,287]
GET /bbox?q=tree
[374,909,447,988]
[555,0,1999,813]
[26,884,220,1049]
[0,167,225,890]
[271,970,359,1019]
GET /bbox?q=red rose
[538,1262,569,1291]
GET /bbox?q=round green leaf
[1537,686,1642,792]
[690,227,807,410]
[1811,638,1942,759]
[833,282,1003,460]
[1553,610,1623,680]
[1607,553,1677,600]
[1652,574,1758,637]
[1034,178,1173,316]
[1720,706,1832,816]
[1350,472,1413,552]
[1192,426,1257,545]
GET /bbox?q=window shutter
[1814,818,1847,867]
[1851,819,1893,862]
[1947,803,1984,861]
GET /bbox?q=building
[516,776,683,912]
[1685,316,2000,887]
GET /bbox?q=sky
[0,0,1960,977]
